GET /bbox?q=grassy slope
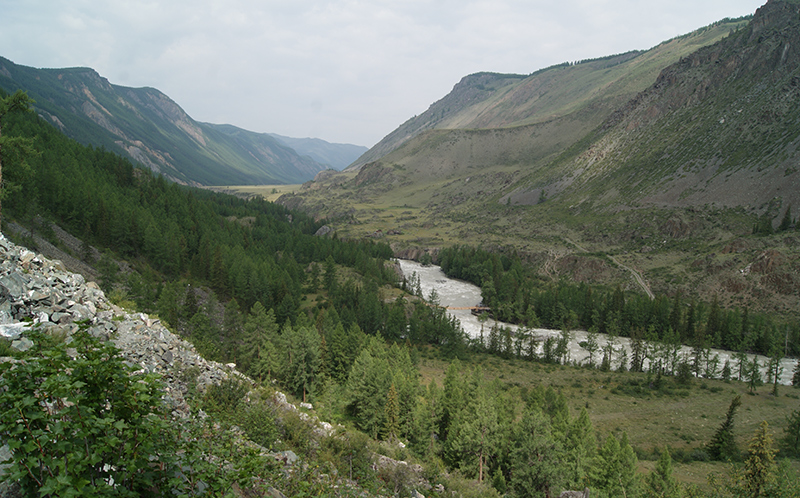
[415,349,800,489]
[351,19,748,169]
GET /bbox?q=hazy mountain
[0,57,332,186]
[267,133,368,170]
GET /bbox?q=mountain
[267,133,368,170]
[348,16,751,170]
[279,0,800,319]
[0,57,336,186]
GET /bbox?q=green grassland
[205,183,303,201]
[414,348,800,489]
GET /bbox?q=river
[397,259,798,386]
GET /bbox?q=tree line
[438,245,799,359]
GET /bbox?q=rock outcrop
[0,233,242,418]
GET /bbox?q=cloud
[1,0,765,146]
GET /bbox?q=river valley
[397,259,797,385]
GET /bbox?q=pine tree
[285,326,322,402]
[509,409,564,498]
[778,204,792,232]
[585,326,600,367]
[562,407,597,488]
[440,360,466,441]
[746,357,762,394]
[793,360,800,388]
[707,395,742,461]
[721,360,732,383]
[413,381,442,457]
[384,383,400,442]
[591,433,638,498]
[644,448,681,498]
[0,90,36,222]
[240,303,278,376]
[741,421,776,498]
[445,387,498,482]
[780,409,800,458]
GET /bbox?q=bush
[0,327,264,497]
[0,328,175,496]
[202,376,249,422]
[239,401,279,450]
[319,428,375,484]
[676,361,694,386]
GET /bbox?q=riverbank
[397,259,797,385]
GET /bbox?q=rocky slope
[0,233,332,496]
[0,232,435,497]
[0,230,237,417]
[532,0,800,213]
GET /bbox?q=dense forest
[2,89,799,498]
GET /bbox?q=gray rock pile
[0,233,240,418]
[0,232,338,432]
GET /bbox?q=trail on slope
[565,238,655,300]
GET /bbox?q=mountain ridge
[348,16,751,170]
[266,132,368,170]
[0,57,360,186]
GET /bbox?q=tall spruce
[741,421,776,498]
[383,383,400,442]
[510,409,564,498]
[781,409,800,458]
[591,433,638,498]
[707,395,742,461]
[0,90,35,222]
[644,448,681,498]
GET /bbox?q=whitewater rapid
[397,259,797,385]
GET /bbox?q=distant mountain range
[0,57,365,186]
[266,133,367,171]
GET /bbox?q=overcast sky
[2,0,765,147]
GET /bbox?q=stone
[0,273,28,300]
[0,322,29,340]
[11,337,34,352]
[18,250,35,265]
[266,487,287,498]
[276,450,298,465]
[314,225,333,237]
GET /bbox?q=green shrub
[202,376,249,422]
[0,327,263,497]
[319,428,375,484]
[0,328,175,496]
[239,402,279,450]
